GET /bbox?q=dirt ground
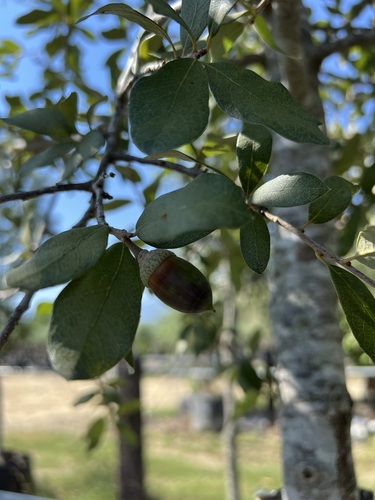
[1,370,192,433]
[0,369,369,434]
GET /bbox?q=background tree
[0,1,375,499]
[263,1,374,498]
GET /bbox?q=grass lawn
[2,372,375,498]
[4,425,375,499]
[4,430,117,500]
[4,425,282,500]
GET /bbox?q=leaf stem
[252,205,375,290]
[109,227,143,258]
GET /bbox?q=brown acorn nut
[137,249,214,313]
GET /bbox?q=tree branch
[230,52,267,69]
[0,181,93,205]
[109,152,202,178]
[0,290,35,350]
[253,206,375,290]
[313,29,375,65]
[96,93,129,182]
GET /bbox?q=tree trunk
[222,378,239,500]
[117,358,145,500]
[267,1,357,498]
[220,262,240,500]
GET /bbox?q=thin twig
[96,91,130,180]
[0,181,93,205]
[109,152,202,178]
[0,290,35,350]
[92,87,132,224]
[255,206,375,290]
[109,227,143,258]
[92,175,109,226]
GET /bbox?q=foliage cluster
[0,0,374,383]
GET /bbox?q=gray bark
[267,1,358,498]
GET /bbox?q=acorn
[137,249,214,313]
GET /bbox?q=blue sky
[0,1,125,111]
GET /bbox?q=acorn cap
[137,249,173,287]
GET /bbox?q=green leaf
[136,173,249,248]
[0,40,20,56]
[143,172,164,204]
[1,108,75,139]
[45,35,69,57]
[233,391,258,419]
[6,225,109,291]
[237,360,263,393]
[118,399,141,416]
[253,16,286,54]
[251,173,329,207]
[78,129,105,158]
[240,212,270,273]
[16,9,54,24]
[85,417,106,451]
[209,21,245,61]
[201,135,237,156]
[61,130,105,179]
[115,166,141,182]
[237,124,272,196]
[86,95,108,129]
[208,0,237,37]
[129,59,209,154]
[117,420,139,445]
[124,350,135,374]
[20,141,75,176]
[74,391,99,406]
[5,96,24,114]
[100,386,121,405]
[36,302,53,315]
[0,40,21,76]
[76,3,175,49]
[180,0,210,53]
[350,226,375,269]
[145,0,195,44]
[308,176,354,224]
[59,92,78,132]
[101,28,127,40]
[48,244,144,380]
[205,62,329,145]
[104,199,130,211]
[329,265,375,363]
